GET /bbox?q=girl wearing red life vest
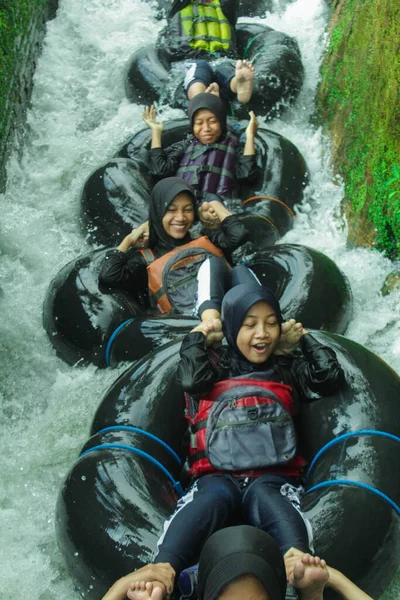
[99,177,248,329]
[121,282,344,600]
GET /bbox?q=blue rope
[79,443,183,497]
[105,319,135,366]
[305,479,400,516]
[96,426,182,465]
[306,429,400,477]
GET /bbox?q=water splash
[0,0,398,597]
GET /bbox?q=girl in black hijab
[99,177,248,320]
[143,93,259,202]
[104,283,343,600]
[127,281,342,599]
[198,526,287,600]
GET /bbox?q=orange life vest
[140,236,225,314]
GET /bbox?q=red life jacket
[185,372,307,479]
[139,236,226,314]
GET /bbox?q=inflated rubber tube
[125,44,170,107]
[119,120,308,226]
[56,434,181,598]
[297,331,400,598]
[56,342,186,597]
[90,339,187,446]
[82,119,308,247]
[43,248,197,367]
[105,313,198,368]
[105,244,352,363]
[43,243,351,367]
[246,244,352,334]
[81,158,151,246]
[235,22,304,118]
[56,332,400,599]
[43,249,141,367]
[124,21,303,118]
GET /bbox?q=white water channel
[0,0,399,597]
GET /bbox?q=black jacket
[148,137,259,200]
[177,331,344,411]
[98,215,248,308]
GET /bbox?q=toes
[293,560,306,581]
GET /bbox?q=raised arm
[143,105,163,149]
[176,323,222,395]
[116,222,149,253]
[199,197,249,254]
[327,567,374,600]
[99,223,149,290]
[243,111,258,156]
[199,198,232,226]
[290,333,345,398]
[235,112,260,183]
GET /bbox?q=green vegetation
[316,0,400,258]
[0,0,55,189]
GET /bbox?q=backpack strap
[139,248,155,265]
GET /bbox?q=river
[0,0,399,597]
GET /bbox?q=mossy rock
[0,0,58,190]
[316,0,400,259]
[381,272,400,296]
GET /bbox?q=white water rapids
[0,0,399,597]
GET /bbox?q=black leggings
[196,260,259,317]
[184,59,236,99]
[154,473,312,574]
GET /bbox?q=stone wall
[0,0,58,191]
[316,0,400,259]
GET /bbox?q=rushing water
[0,0,399,597]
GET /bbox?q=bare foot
[289,554,329,600]
[127,581,165,600]
[275,319,306,355]
[235,59,255,103]
[205,82,220,97]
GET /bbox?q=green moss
[0,0,55,189]
[316,0,400,258]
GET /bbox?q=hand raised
[199,201,220,227]
[129,222,150,248]
[274,319,308,355]
[191,318,223,346]
[143,104,163,132]
[245,111,258,137]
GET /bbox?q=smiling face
[192,108,222,144]
[161,192,195,239]
[236,301,281,364]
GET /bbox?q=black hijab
[148,177,198,253]
[198,525,287,600]
[187,93,227,138]
[221,283,283,375]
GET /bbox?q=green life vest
[179,0,232,54]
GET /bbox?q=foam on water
[0,0,399,597]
